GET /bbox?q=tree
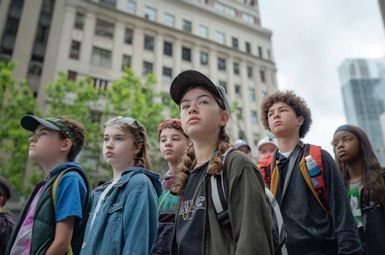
[0,61,40,195]
[46,68,177,183]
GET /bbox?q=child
[7,115,92,255]
[234,139,251,156]
[169,70,273,255]
[260,91,362,254]
[333,124,385,254]
[80,116,162,255]
[152,119,188,255]
[257,136,277,162]
[0,177,14,255]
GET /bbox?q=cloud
[259,0,385,155]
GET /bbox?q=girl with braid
[80,117,162,255]
[169,70,273,255]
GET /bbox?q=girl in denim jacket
[81,117,162,255]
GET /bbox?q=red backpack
[258,144,329,212]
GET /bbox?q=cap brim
[20,115,61,132]
[170,70,221,105]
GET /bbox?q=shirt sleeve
[55,171,88,223]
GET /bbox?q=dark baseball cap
[170,70,231,114]
[20,115,77,142]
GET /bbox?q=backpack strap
[300,144,329,212]
[52,167,88,255]
[210,147,235,226]
[257,154,275,188]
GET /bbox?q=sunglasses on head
[104,116,139,127]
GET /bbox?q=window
[200,51,208,65]
[144,6,156,21]
[163,66,172,78]
[249,88,256,101]
[93,77,109,90]
[126,0,136,14]
[251,110,258,124]
[198,24,208,38]
[214,2,236,16]
[267,49,271,60]
[258,46,263,58]
[69,40,81,60]
[74,12,85,30]
[235,84,241,97]
[124,28,133,44]
[215,31,225,44]
[218,57,226,71]
[95,19,114,39]
[67,70,77,81]
[260,70,266,83]
[182,19,192,33]
[121,55,131,70]
[232,37,238,49]
[182,47,191,62]
[143,61,153,75]
[218,81,227,92]
[164,13,174,27]
[91,47,112,68]
[245,42,251,54]
[163,41,173,56]
[242,13,255,25]
[100,0,116,7]
[28,61,42,76]
[144,34,154,51]
[247,66,253,78]
[233,62,239,75]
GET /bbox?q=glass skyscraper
[338,59,385,166]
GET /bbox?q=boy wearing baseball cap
[7,115,92,255]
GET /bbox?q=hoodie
[80,167,161,255]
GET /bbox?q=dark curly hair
[261,90,312,138]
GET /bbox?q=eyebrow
[180,93,211,104]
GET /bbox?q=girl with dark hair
[169,70,273,255]
[152,119,188,255]
[333,124,385,254]
[80,117,162,255]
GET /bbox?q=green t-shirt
[348,181,363,228]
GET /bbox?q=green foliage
[0,61,39,195]
[0,64,178,196]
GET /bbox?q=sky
[258,0,385,154]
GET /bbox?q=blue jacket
[80,167,162,255]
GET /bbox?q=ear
[297,115,304,127]
[219,111,229,127]
[60,138,72,153]
[134,142,143,156]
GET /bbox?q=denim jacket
[80,167,162,255]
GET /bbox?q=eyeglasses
[157,118,182,135]
[104,116,139,128]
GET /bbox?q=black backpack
[210,148,287,255]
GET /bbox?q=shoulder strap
[52,167,88,255]
[210,147,235,225]
[302,144,329,212]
